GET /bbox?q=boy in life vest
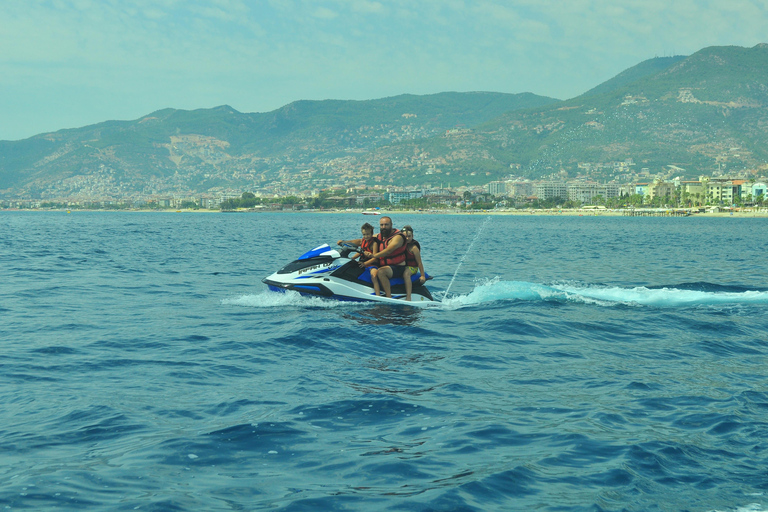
[401,225,426,301]
[337,223,382,296]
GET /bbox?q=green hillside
[371,43,768,186]
[2,44,767,198]
[580,55,686,98]
[0,92,557,193]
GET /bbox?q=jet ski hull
[262,245,435,306]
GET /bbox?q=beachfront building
[689,178,767,204]
[705,178,740,204]
[605,182,622,198]
[731,180,748,202]
[384,190,425,204]
[508,181,534,198]
[567,182,621,203]
[634,180,675,203]
[647,179,675,201]
[534,181,568,200]
[678,180,705,195]
[669,177,764,205]
[423,188,455,199]
[675,180,705,205]
[354,194,384,205]
[748,182,767,200]
[619,184,635,197]
[486,181,509,196]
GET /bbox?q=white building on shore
[567,182,621,203]
[534,181,568,200]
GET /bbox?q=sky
[1,0,766,141]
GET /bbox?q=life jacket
[377,229,407,266]
[405,240,421,267]
[359,237,376,254]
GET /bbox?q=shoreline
[4,207,768,218]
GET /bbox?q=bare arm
[337,237,363,247]
[359,241,379,267]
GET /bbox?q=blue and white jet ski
[262,244,435,305]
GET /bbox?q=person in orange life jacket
[337,223,382,296]
[362,216,407,298]
[401,225,426,301]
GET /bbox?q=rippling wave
[442,278,768,308]
[226,280,768,312]
[223,290,352,309]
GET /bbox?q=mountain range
[2,43,767,199]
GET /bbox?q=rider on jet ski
[337,222,381,296]
[362,216,407,298]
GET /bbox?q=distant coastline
[5,207,768,218]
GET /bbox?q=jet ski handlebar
[337,242,363,258]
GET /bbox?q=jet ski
[262,243,436,305]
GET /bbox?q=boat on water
[262,244,435,305]
[362,210,380,215]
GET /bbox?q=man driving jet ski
[362,216,408,298]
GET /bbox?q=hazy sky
[1,0,766,141]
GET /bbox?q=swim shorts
[390,265,406,278]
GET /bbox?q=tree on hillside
[220,192,262,210]
[399,197,429,209]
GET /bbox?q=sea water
[2,211,768,511]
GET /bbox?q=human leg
[403,266,413,301]
[370,268,381,296]
[378,266,393,297]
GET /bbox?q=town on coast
[4,173,768,218]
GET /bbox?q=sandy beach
[7,207,768,218]
[325,208,768,218]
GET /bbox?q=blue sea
[2,211,768,511]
